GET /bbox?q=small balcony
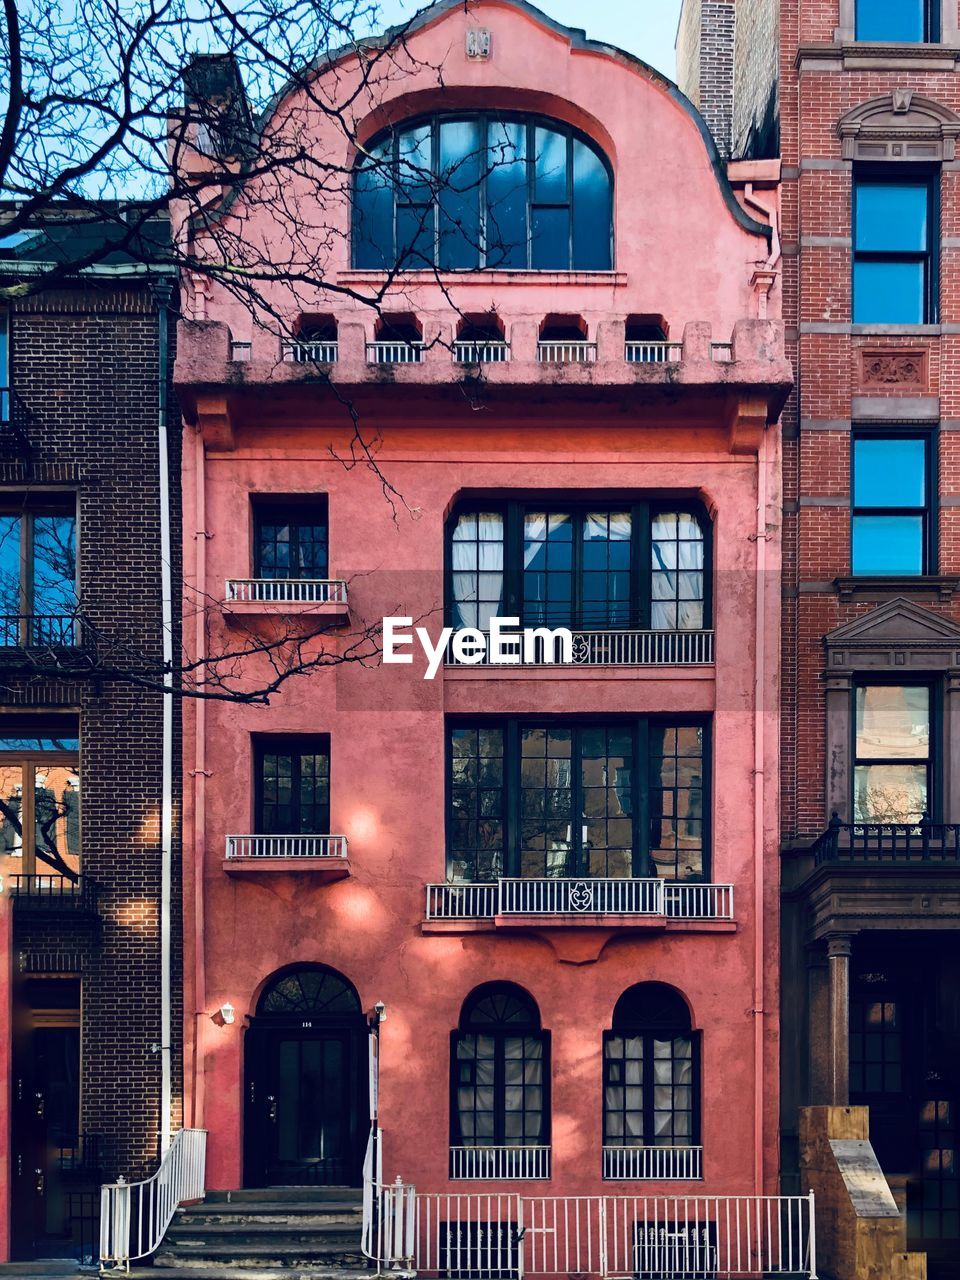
[454,339,511,364]
[449,1145,551,1181]
[424,878,734,930]
[281,338,339,364]
[7,873,98,916]
[445,628,714,670]
[223,833,349,878]
[223,578,349,624]
[811,815,960,867]
[366,340,424,364]
[537,339,597,364]
[602,1144,703,1181]
[625,340,683,364]
[0,614,85,651]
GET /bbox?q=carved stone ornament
[859,348,927,389]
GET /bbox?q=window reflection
[354,114,612,271]
[853,181,933,325]
[0,721,80,879]
[854,685,931,822]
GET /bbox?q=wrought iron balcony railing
[0,614,84,648]
[453,340,511,364]
[602,1144,703,1181]
[281,338,339,364]
[366,341,424,364]
[8,874,96,912]
[625,341,683,363]
[812,812,960,867]
[225,834,348,860]
[449,1145,551,1181]
[425,879,734,922]
[445,628,714,668]
[537,340,598,364]
[224,578,347,605]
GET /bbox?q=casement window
[446,503,708,632]
[451,984,549,1154]
[850,995,903,1095]
[447,718,708,883]
[0,717,80,880]
[255,737,330,835]
[603,984,700,1161]
[851,432,933,575]
[254,501,328,580]
[353,113,613,272]
[855,0,938,42]
[853,176,937,324]
[0,496,77,646]
[854,684,932,822]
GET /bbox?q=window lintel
[838,92,960,161]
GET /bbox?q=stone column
[827,935,853,1106]
[824,674,852,823]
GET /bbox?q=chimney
[181,53,252,161]
[676,0,735,160]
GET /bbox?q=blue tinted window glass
[33,515,77,616]
[353,141,393,269]
[853,260,925,324]
[396,204,434,267]
[572,140,612,270]
[855,0,926,42]
[854,438,926,507]
[486,121,527,268]
[438,120,482,270]
[852,515,924,575]
[531,206,570,269]
[397,124,432,204]
[855,184,928,253]
[0,515,20,615]
[534,127,567,203]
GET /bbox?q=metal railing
[538,340,598,364]
[370,1191,818,1278]
[603,1145,703,1181]
[425,879,734,922]
[225,834,348,860]
[224,578,348,605]
[8,874,96,914]
[454,340,511,364]
[711,342,734,361]
[812,813,960,866]
[450,1146,552,1181]
[445,629,714,667]
[367,341,424,364]
[625,341,683,364]
[0,613,82,647]
[282,338,339,363]
[100,1128,206,1268]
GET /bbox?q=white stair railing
[100,1128,206,1268]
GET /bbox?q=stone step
[204,1188,361,1205]
[176,1203,362,1225]
[0,1266,82,1278]
[154,1244,367,1269]
[133,1269,389,1280]
[166,1224,362,1248]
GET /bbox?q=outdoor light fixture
[374,1000,386,1023]
[218,1003,235,1025]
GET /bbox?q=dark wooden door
[244,1023,366,1186]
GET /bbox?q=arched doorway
[243,965,368,1187]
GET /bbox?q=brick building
[683,0,960,1271]
[0,215,181,1263]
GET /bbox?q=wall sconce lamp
[374,1000,386,1024]
[211,1002,235,1027]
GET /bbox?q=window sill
[835,575,960,602]
[338,268,628,288]
[851,324,941,337]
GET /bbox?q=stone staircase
[125,1186,369,1279]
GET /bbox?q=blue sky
[376,1,683,81]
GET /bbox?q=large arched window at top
[353,114,613,272]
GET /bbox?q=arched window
[451,983,550,1179]
[446,501,708,632]
[256,964,361,1017]
[603,983,701,1180]
[353,114,613,272]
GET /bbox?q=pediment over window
[825,598,960,673]
[838,92,960,161]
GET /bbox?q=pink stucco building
[173,0,795,1265]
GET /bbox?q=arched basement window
[603,983,700,1160]
[353,114,613,271]
[451,983,550,1158]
